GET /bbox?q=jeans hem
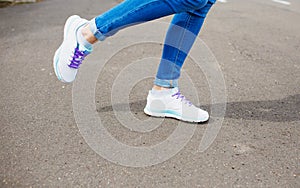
[154,78,179,88]
[89,18,106,41]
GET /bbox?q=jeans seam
[170,13,192,82]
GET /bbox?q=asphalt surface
[0,0,299,187]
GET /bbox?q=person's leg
[54,0,210,83]
[154,1,214,89]
[144,2,214,123]
[83,0,209,43]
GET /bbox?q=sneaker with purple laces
[53,15,93,83]
[144,88,209,123]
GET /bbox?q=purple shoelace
[171,91,193,106]
[68,46,88,69]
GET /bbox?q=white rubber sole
[53,46,63,81]
[144,108,209,123]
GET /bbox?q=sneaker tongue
[170,87,179,94]
[78,43,92,55]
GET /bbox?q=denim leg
[154,1,214,88]
[89,0,209,40]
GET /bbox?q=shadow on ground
[97,94,300,122]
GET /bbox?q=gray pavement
[0,0,299,187]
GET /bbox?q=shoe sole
[144,108,209,123]
[53,15,80,83]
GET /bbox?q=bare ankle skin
[152,85,172,90]
[81,24,98,44]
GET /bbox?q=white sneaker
[144,88,209,123]
[53,15,93,83]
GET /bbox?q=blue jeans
[89,0,215,87]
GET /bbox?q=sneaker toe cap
[58,62,78,83]
[198,109,209,122]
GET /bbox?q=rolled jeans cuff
[154,78,179,88]
[89,18,106,41]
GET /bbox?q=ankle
[152,85,172,91]
[81,24,98,44]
